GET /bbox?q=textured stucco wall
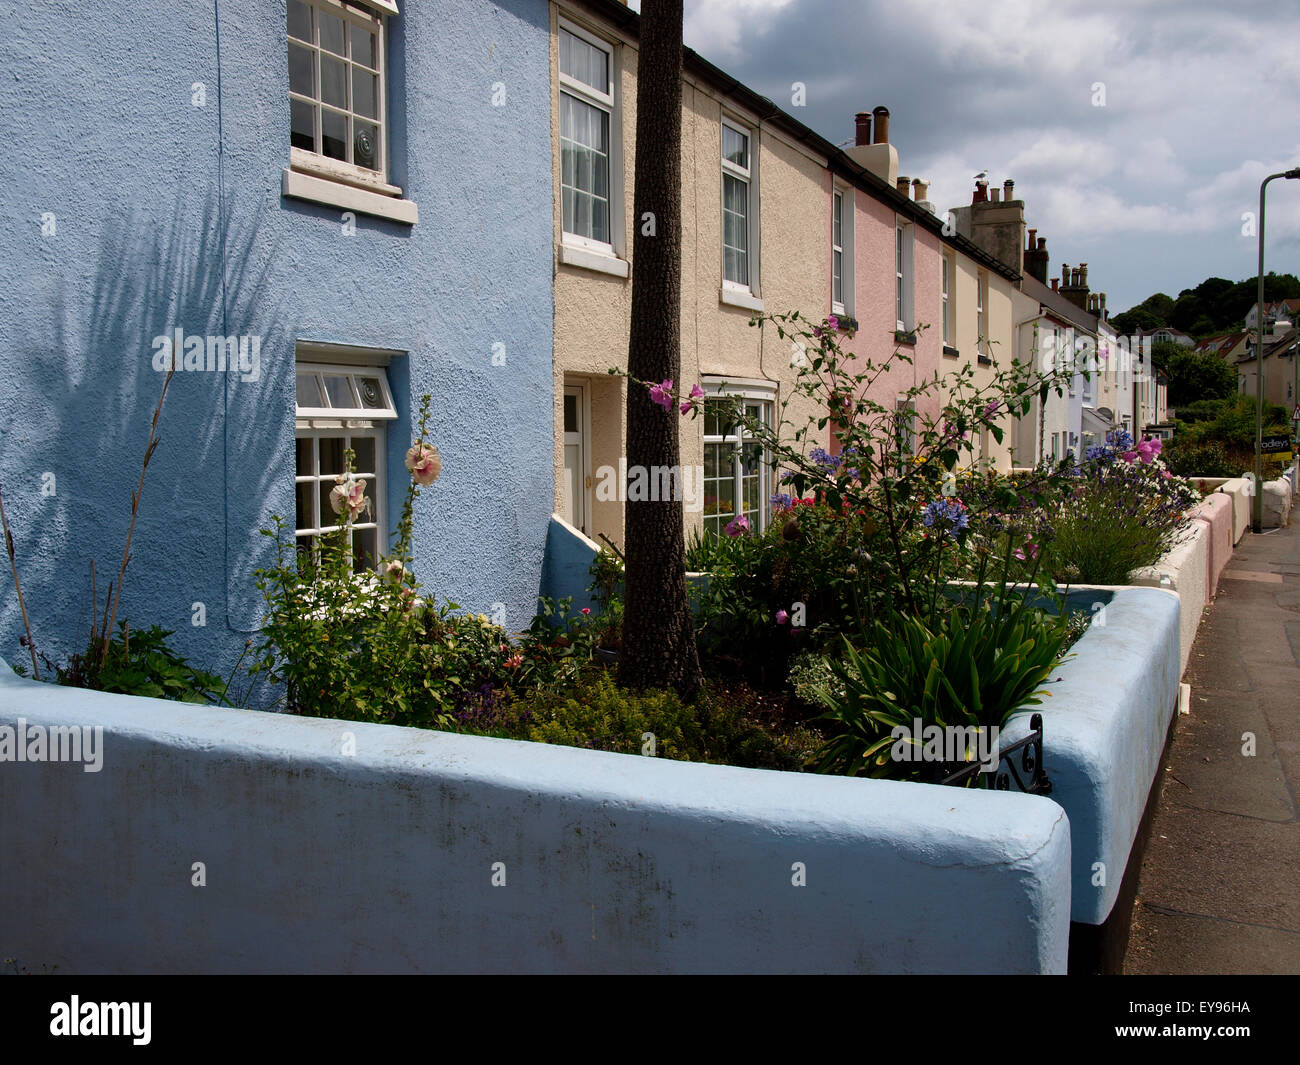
[1191,493,1233,596]
[0,1,554,687]
[1002,586,1181,925]
[0,655,1072,973]
[1131,523,1209,678]
[549,3,828,550]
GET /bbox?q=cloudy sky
[628,0,1300,315]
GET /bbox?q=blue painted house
[0,0,555,691]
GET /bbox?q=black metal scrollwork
[935,713,1051,795]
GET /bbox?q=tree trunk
[618,0,702,699]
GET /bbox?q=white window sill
[282,168,418,225]
[720,286,764,313]
[558,243,629,278]
[832,302,846,316]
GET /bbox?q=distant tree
[1113,273,1300,336]
[1164,348,1237,407]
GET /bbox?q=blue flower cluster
[921,497,970,540]
[809,447,842,470]
[770,492,794,511]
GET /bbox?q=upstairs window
[288,0,389,180]
[832,190,844,312]
[559,23,615,250]
[722,121,753,289]
[895,222,913,332]
[942,253,953,346]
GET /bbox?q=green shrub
[802,598,1071,782]
[473,670,821,771]
[1164,439,1235,478]
[50,623,229,703]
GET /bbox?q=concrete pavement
[1124,517,1300,974]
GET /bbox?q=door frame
[563,380,592,535]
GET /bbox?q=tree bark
[618,0,703,699]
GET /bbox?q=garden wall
[1130,523,1208,678]
[1001,586,1182,927]
[1262,472,1294,528]
[1191,494,1233,596]
[0,658,1071,975]
[1193,477,1253,544]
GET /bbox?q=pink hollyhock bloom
[775,609,789,625]
[1121,450,1139,464]
[984,400,1000,419]
[405,442,442,486]
[648,379,674,412]
[329,477,368,521]
[1136,436,1163,463]
[724,514,751,537]
[827,314,840,332]
[1014,539,1039,562]
[680,383,706,415]
[581,607,591,615]
[382,559,409,584]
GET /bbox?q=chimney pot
[990,187,1001,202]
[1051,279,1059,292]
[1003,179,1015,199]
[1062,263,1070,285]
[1027,227,1037,250]
[1080,263,1089,285]
[1037,237,1046,250]
[912,177,929,201]
[854,111,872,147]
[872,105,890,145]
[972,179,988,204]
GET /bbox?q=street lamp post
[1253,168,1300,534]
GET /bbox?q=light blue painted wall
[0,657,1073,974]
[1002,585,1182,925]
[0,0,554,694]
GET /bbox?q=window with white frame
[894,397,916,460]
[294,361,397,572]
[722,121,753,289]
[288,0,391,181]
[895,222,913,331]
[942,252,953,346]
[832,190,844,313]
[703,388,773,536]
[559,22,615,250]
[976,270,988,356]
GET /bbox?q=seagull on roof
[974,171,988,181]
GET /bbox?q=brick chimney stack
[847,105,898,186]
[1023,230,1049,284]
[950,176,1025,274]
[1060,260,1092,312]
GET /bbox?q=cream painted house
[550,0,830,550]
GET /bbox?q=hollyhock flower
[405,442,442,486]
[329,477,368,521]
[827,314,840,332]
[724,514,751,537]
[679,383,706,415]
[1121,450,1138,464]
[1136,436,1163,463]
[775,609,789,625]
[381,559,409,584]
[648,379,674,412]
[581,607,591,615]
[1014,538,1039,562]
[983,400,1000,419]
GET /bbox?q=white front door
[562,384,587,533]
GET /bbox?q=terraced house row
[0,0,1168,683]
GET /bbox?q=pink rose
[405,442,442,486]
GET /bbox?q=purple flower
[648,379,674,412]
[679,383,706,415]
[983,400,1000,420]
[827,314,840,332]
[809,447,843,470]
[724,514,751,537]
[770,492,794,511]
[775,609,789,625]
[921,497,970,540]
